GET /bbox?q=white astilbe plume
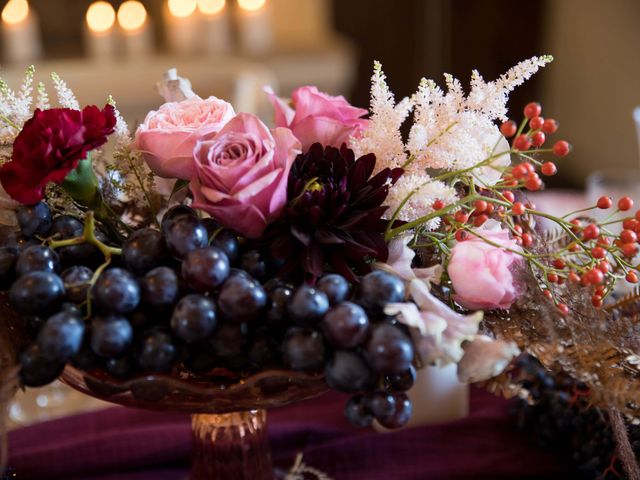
[107,95,132,150]
[13,65,35,125]
[384,173,458,230]
[35,82,50,110]
[352,61,413,171]
[406,55,552,175]
[51,72,80,109]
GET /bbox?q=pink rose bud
[134,96,235,179]
[447,224,522,310]
[265,85,369,152]
[189,113,301,239]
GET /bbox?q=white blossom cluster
[354,56,552,226]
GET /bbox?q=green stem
[49,211,122,258]
[0,114,18,130]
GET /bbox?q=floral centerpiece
[1,58,640,479]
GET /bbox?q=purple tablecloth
[7,388,574,479]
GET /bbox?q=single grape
[16,202,52,237]
[137,330,177,372]
[19,344,65,387]
[240,250,268,281]
[321,301,369,348]
[366,391,396,419]
[344,394,373,428]
[61,265,93,304]
[282,327,325,371]
[0,246,17,288]
[325,350,376,393]
[90,315,133,357]
[181,246,230,293]
[1,229,39,252]
[357,270,405,311]
[387,365,417,392]
[122,228,168,275]
[266,284,293,330]
[50,215,83,238]
[140,266,180,309]
[164,215,208,259]
[36,311,85,363]
[201,217,220,239]
[287,285,329,327]
[171,294,217,343]
[105,355,135,379]
[365,323,414,375]
[15,245,60,277]
[49,215,100,267]
[317,274,350,305]
[210,229,240,262]
[161,205,198,236]
[25,315,45,337]
[376,392,412,429]
[92,268,140,314]
[209,323,247,357]
[9,271,65,315]
[217,273,267,323]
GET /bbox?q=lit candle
[198,0,230,55]
[164,0,199,56]
[1,0,42,63]
[84,1,117,59]
[118,0,153,57]
[236,0,273,57]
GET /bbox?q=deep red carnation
[0,104,116,204]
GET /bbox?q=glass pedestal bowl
[60,364,328,480]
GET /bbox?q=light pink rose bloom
[190,113,301,239]
[447,223,522,310]
[265,85,369,151]
[134,96,235,179]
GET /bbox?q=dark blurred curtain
[333,0,545,115]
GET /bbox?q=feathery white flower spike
[352,61,413,171]
[35,82,50,110]
[51,72,80,109]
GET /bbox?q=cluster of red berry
[499,102,570,192]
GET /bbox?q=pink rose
[447,224,522,310]
[265,85,369,151]
[134,96,235,179]
[190,113,301,239]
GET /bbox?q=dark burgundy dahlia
[268,143,403,282]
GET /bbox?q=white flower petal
[457,335,520,383]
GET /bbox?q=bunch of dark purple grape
[1,201,417,428]
[513,355,638,479]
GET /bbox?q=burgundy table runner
[7,387,574,479]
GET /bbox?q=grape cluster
[4,202,418,428]
[513,355,637,479]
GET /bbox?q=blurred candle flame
[118,0,147,32]
[168,0,198,18]
[2,0,29,25]
[237,0,266,13]
[86,1,116,33]
[198,0,226,16]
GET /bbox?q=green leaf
[169,179,189,201]
[61,153,101,208]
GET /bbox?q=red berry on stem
[597,196,612,209]
[523,163,535,174]
[513,134,532,151]
[626,271,639,283]
[552,258,566,269]
[547,272,559,283]
[454,210,469,224]
[620,229,637,244]
[542,118,559,134]
[622,242,638,258]
[500,120,517,138]
[473,214,488,227]
[543,290,553,300]
[591,246,606,259]
[524,102,542,119]
[587,268,604,284]
[474,200,487,213]
[582,223,600,240]
[591,295,603,308]
[531,131,546,147]
[635,210,640,221]
[597,261,610,273]
[502,190,515,203]
[568,271,580,283]
[512,202,525,215]
[455,229,468,242]
[529,116,544,130]
[541,161,557,176]
[513,225,523,235]
[521,233,533,247]
[432,199,445,210]
[618,196,634,211]
[525,174,542,191]
[552,140,571,157]
[557,303,569,316]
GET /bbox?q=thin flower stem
[0,114,18,130]
[561,206,598,220]
[128,156,160,229]
[48,211,122,258]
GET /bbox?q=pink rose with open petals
[447,223,522,310]
[265,85,369,151]
[134,96,235,179]
[190,113,301,238]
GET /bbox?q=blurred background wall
[0,0,638,188]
